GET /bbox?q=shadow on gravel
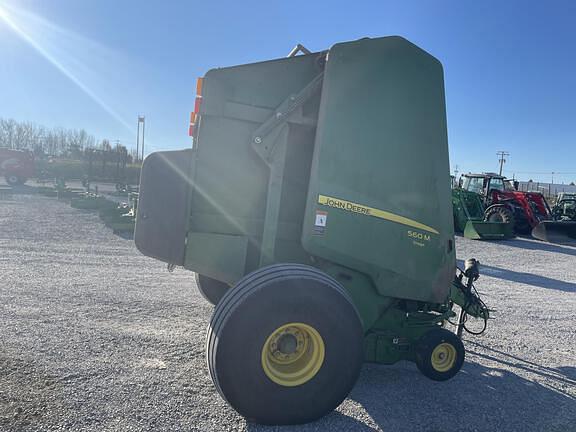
[555,366,576,380]
[500,237,576,257]
[467,341,576,390]
[247,411,380,432]
[480,264,575,293]
[114,231,134,240]
[346,354,575,432]
[246,345,575,432]
[457,259,575,293]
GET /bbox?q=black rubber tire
[415,328,465,381]
[206,264,364,425]
[484,205,514,225]
[195,273,229,306]
[5,175,22,186]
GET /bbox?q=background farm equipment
[100,192,138,234]
[32,176,138,236]
[461,173,576,243]
[551,193,576,221]
[532,192,576,242]
[50,178,84,201]
[0,185,12,199]
[70,193,115,210]
[70,188,137,235]
[134,36,490,425]
[0,148,35,185]
[36,185,58,197]
[452,188,514,240]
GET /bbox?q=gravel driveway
[1,192,574,431]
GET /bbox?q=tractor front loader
[134,36,490,425]
[452,188,514,240]
[533,193,576,243]
[461,173,576,244]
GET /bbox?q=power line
[503,170,576,175]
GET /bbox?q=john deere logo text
[317,194,439,235]
[323,198,370,215]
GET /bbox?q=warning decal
[313,210,327,234]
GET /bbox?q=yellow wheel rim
[431,342,457,372]
[261,322,325,387]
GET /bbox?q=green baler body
[135,36,459,351]
[183,52,321,284]
[302,39,453,302]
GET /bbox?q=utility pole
[141,116,145,162]
[497,151,509,176]
[453,164,459,188]
[136,115,145,163]
[114,140,121,181]
[136,118,140,163]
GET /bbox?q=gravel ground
[0,191,574,432]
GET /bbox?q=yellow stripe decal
[318,194,439,235]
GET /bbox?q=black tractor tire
[195,273,229,306]
[5,175,23,186]
[484,205,514,225]
[415,328,465,381]
[207,264,364,425]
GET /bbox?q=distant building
[517,181,576,198]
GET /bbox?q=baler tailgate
[134,149,194,265]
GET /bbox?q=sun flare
[0,3,134,133]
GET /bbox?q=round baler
[133,36,490,425]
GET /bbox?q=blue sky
[1,0,575,183]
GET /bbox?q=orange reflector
[196,77,204,96]
[188,124,195,137]
[194,96,202,113]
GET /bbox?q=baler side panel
[185,54,324,278]
[302,37,455,303]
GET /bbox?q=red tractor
[0,148,35,186]
[461,173,576,243]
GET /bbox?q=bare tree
[0,117,102,159]
[0,118,17,148]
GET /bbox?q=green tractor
[134,36,490,425]
[452,188,514,240]
[551,193,576,221]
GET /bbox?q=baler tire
[484,206,514,225]
[195,273,229,306]
[206,264,364,425]
[415,328,465,381]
